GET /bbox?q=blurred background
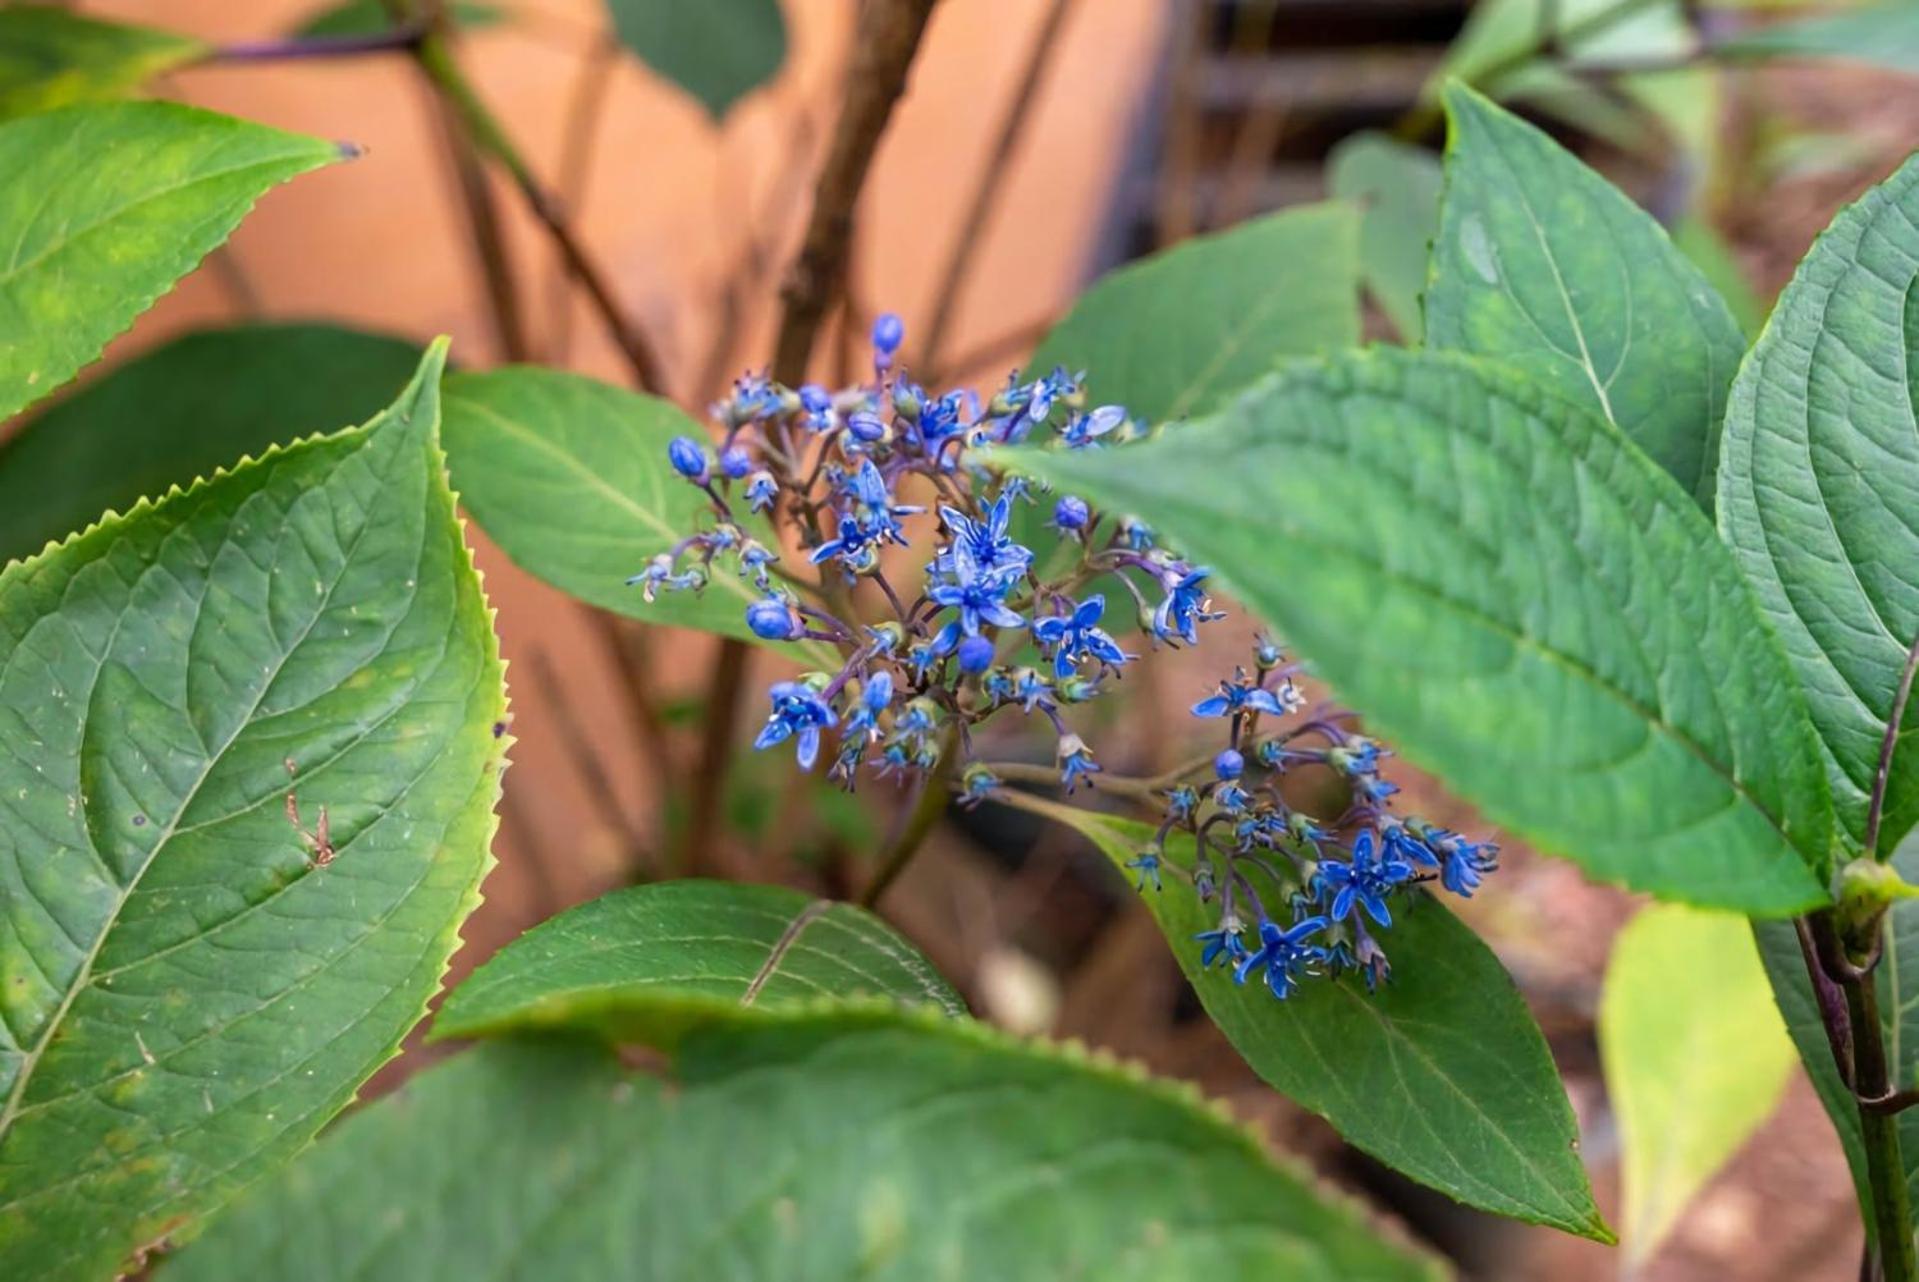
[10,0,1919,1276]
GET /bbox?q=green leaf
[433,879,964,1047]
[1027,202,1360,427]
[604,0,787,121]
[1428,85,1747,508]
[0,102,344,423]
[1719,152,1919,854]
[1599,903,1795,1265]
[0,323,424,564]
[167,1015,1444,1281]
[293,0,505,38]
[0,342,505,1282]
[0,5,204,122]
[993,791,1605,1239]
[1717,2,1919,75]
[1005,348,1833,914]
[1758,826,1919,1241]
[440,366,829,662]
[1326,133,1442,342]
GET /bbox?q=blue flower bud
[956,634,995,674]
[872,312,904,355]
[848,410,886,443]
[1214,749,1245,781]
[1052,494,1090,531]
[799,384,831,414]
[719,444,753,479]
[668,435,708,480]
[745,596,802,642]
[862,670,894,711]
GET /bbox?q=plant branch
[917,0,1074,374]
[209,27,427,62]
[543,33,621,365]
[1851,972,1919,1281]
[1867,632,1919,859]
[769,0,941,385]
[860,728,957,907]
[399,13,669,390]
[436,98,530,361]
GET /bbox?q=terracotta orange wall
[80,0,1168,932]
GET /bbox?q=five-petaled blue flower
[1153,567,1219,645]
[1192,674,1303,719]
[1234,916,1329,1000]
[1196,921,1247,969]
[1031,595,1130,678]
[1315,828,1416,927]
[753,682,838,771]
[1125,850,1162,891]
[934,494,1034,584]
[1059,404,1126,448]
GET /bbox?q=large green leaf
[1326,132,1442,342]
[1718,152,1919,853]
[434,879,964,1046]
[1717,2,1919,75]
[1007,348,1833,914]
[1428,85,1746,508]
[1028,202,1360,426]
[0,323,424,564]
[1599,903,1795,1265]
[166,1015,1444,1281]
[0,102,343,423]
[604,0,787,121]
[0,6,204,122]
[0,342,505,1281]
[441,366,829,662]
[997,791,1605,1239]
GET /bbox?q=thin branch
[399,13,669,390]
[543,33,621,365]
[1866,633,1919,858]
[770,0,942,385]
[526,648,652,872]
[436,98,530,362]
[208,27,426,62]
[917,0,1075,374]
[860,728,957,907]
[678,635,749,877]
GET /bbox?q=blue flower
[753,682,838,771]
[1315,828,1416,927]
[809,512,880,569]
[1436,833,1498,898]
[846,458,921,547]
[719,444,753,479]
[668,436,708,480]
[798,383,836,431]
[1234,915,1328,1000]
[1196,920,1248,969]
[626,554,704,601]
[848,410,887,444]
[872,312,904,363]
[745,596,803,642]
[927,571,1025,639]
[956,634,995,674]
[746,470,779,513]
[1152,567,1220,645]
[1165,785,1199,822]
[1030,595,1130,678]
[843,670,894,739]
[1192,674,1303,719]
[934,494,1033,584]
[1058,734,1100,793]
[1214,749,1245,780]
[1050,494,1090,533]
[1059,404,1126,448]
[1125,850,1162,891]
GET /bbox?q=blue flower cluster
[631,313,1497,1001]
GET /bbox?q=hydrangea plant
[1,2,1918,1280]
